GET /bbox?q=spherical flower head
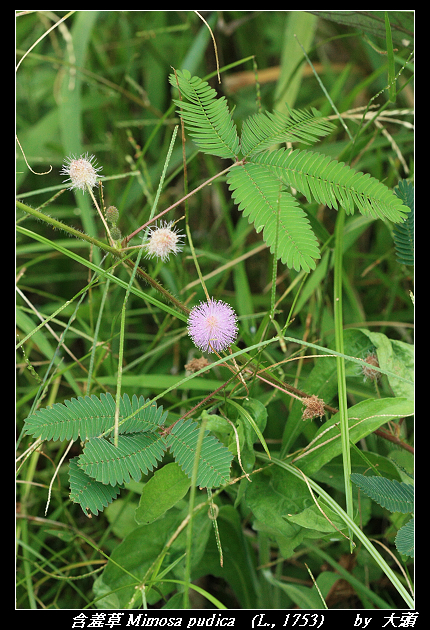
[187,298,238,353]
[60,153,102,193]
[145,221,184,262]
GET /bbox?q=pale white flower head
[60,153,102,193]
[144,221,184,262]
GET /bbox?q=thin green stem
[86,274,110,395]
[333,207,354,549]
[114,125,179,446]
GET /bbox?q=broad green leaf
[245,466,324,558]
[94,504,211,608]
[281,328,382,454]
[307,11,414,47]
[287,503,348,533]
[105,499,140,539]
[355,329,414,400]
[135,462,191,525]
[93,511,183,608]
[263,572,326,609]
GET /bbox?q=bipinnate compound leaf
[69,456,122,517]
[350,473,414,513]
[78,433,166,486]
[395,517,414,558]
[252,148,410,223]
[23,392,167,442]
[164,418,233,488]
[227,162,320,272]
[169,69,240,160]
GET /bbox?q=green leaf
[393,179,414,266]
[78,433,166,486]
[287,503,347,533]
[169,69,240,159]
[264,572,326,609]
[227,162,320,272]
[241,105,335,158]
[245,466,324,558]
[252,148,410,223]
[307,11,414,47]
[350,474,414,513]
[23,392,167,442]
[395,517,414,558]
[135,462,191,525]
[164,418,233,488]
[68,456,122,517]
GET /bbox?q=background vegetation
[16,10,414,610]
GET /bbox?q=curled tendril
[16,135,52,175]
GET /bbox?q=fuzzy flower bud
[145,221,184,262]
[187,298,238,353]
[106,206,119,224]
[60,153,102,193]
[110,226,122,241]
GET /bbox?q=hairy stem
[16,201,190,316]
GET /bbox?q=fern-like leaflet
[252,148,409,223]
[69,457,122,517]
[393,179,414,266]
[23,392,167,442]
[78,433,166,486]
[351,473,414,558]
[164,418,233,489]
[227,163,320,272]
[169,69,240,160]
[241,105,335,158]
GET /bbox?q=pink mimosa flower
[187,298,238,353]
